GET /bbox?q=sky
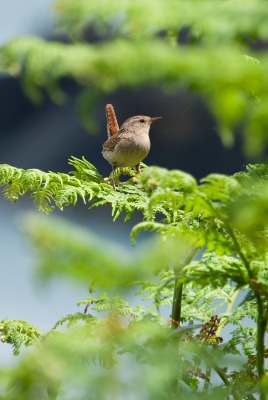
[0,0,55,46]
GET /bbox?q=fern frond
[53,0,268,45]
[148,192,185,223]
[55,183,87,208]
[52,312,97,330]
[69,156,103,183]
[78,294,147,321]
[32,185,57,213]
[135,276,174,306]
[1,161,268,274]
[199,174,241,203]
[183,253,248,287]
[0,164,23,181]
[181,284,236,322]
[138,167,197,193]
[0,160,104,213]
[131,221,170,244]
[0,319,42,356]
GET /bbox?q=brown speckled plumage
[102,104,161,187]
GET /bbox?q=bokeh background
[0,0,251,363]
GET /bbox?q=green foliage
[0,0,268,154]
[53,0,268,43]
[0,0,268,398]
[0,158,268,398]
[0,320,42,356]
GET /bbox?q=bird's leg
[112,165,117,189]
[135,164,141,174]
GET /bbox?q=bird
[102,104,161,187]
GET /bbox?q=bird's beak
[150,117,162,124]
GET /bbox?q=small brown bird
[102,104,161,187]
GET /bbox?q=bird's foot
[135,164,141,174]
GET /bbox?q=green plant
[0,0,268,399]
[1,1,268,154]
[0,160,267,399]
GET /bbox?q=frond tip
[0,159,106,213]
[0,319,42,355]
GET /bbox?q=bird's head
[120,115,162,135]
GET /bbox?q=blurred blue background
[0,0,248,364]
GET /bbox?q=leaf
[0,320,42,356]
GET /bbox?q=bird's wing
[102,131,125,151]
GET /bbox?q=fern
[2,160,268,266]
[77,294,150,321]
[69,156,103,183]
[0,158,107,213]
[183,253,249,287]
[1,0,268,398]
[0,319,42,356]
[1,37,268,154]
[52,312,97,330]
[53,0,268,43]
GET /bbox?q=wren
[102,104,161,187]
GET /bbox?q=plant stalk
[225,222,267,398]
[171,248,197,329]
[255,293,267,400]
[216,289,240,337]
[171,280,183,329]
[201,348,240,400]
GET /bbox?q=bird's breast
[103,134,151,167]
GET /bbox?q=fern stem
[212,362,229,386]
[226,229,268,397]
[202,350,229,385]
[224,220,267,396]
[171,280,183,329]
[218,209,267,397]
[213,362,239,400]
[171,249,197,329]
[216,288,240,337]
[255,294,267,400]
[202,348,240,400]
[227,225,267,397]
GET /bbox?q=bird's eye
[139,119,145,123]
